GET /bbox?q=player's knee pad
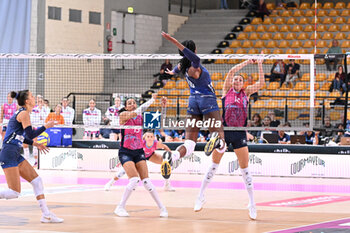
[142,178,155,192]
[0,189,20,199]
[30,176,44,197]
[126,177,140,191]
[116,168,126,179]
[184,140,196,157]
[205,163,219,183]
[215,141,226,154]
[241,167,253,189]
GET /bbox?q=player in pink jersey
[104,131,175,191]
[0,92,18,139]
[114,93,168,218]
[194,58,265,220]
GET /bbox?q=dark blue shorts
[111,129,121,134]
[0,144,26,169]
[145,152,155,161]
[118,147,146,165]
[187,95,219,115]
[225,131,247,150]
[2,126,7,132]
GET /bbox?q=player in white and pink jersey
[194,58,265,220]
[105,96,122,140]
[0,92,18,139]
[104,131,175,192]
[114,93,168,218]
[61,97,75,125]
[30,96,50,127]
[82,99,101,139]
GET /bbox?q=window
[48,6,61,20]
[69,9,82,23]
[89,11,101,25]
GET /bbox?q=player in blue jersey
[160,32,226,178]
[0,90,63,223]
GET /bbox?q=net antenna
[313,0,318,54]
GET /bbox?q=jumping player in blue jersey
[160,32,226,181]
[0,90,63,223]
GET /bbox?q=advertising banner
[39,148,350,178]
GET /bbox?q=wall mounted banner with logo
[39,148,350,178]
[69,141,350,154]
[39,148,119,171]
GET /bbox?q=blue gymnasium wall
[0,0,31,104]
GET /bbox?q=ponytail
[10,90,29,106]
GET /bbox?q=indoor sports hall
[0,0,350,233]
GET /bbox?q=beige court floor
[0,170,349,233]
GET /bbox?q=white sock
[115,167,126,179]
[23,148,30,159]
[119,177,139,208]
[240,167,255,206]
[164,179,171,186]
[198,162,219,199]
[119,190,132,209]
[38,198,50,215]
[172,151,180,161]
[143,178,165,209]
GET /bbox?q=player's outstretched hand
[161,32,177,44]
[34,142,50,154]
[165,68,175,75]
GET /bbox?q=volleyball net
[0,53,347,135]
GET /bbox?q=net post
[344,54,348,127]
[176,95,180,121]
[314,0,318,54]
[72,95,76,125]
[284,99,288,123]
[309,54,315,131]
[248,99,252,120]
[322,99,325,124]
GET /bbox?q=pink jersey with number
[121,115,143,150]
[222,88,248,127]
[2,103,17,123]
[143,140,158,158]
